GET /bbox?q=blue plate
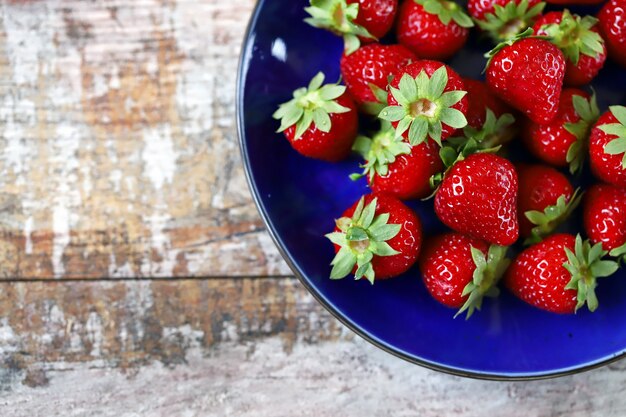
[237,0,626,379]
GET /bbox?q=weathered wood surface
[0,0,290,279]
[1,0,626,415]
[2,278,626,417]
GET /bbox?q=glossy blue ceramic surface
[237,0,626,379]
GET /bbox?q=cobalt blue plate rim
[235,0,626,380]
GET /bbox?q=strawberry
[350,122,443,199]
[589,106,626,187]
[340,43,416,112]
[533,10,607,86]
[326,194,422,282]
[598,0,626,68]
[273,72,358,162]
[516,164,581,243]
[379,60,469,146]
[583,184,626,258]
[485,30,566,124]
[419,233,510,318]
[304,0,398,54]
[505,234,619,314]
[523,89,599,174]
[469,0,545,42]
[396,0,474,60]
[434,152,519,246]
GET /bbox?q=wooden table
[0,1,625,415]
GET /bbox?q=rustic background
[0,0,625,415]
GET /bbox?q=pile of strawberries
[272,0,626,317]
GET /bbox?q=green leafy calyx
[350,121,412,183]
[361,83,390,116]
[524,188,583,245]
[455,245,510,319]
[304,0,375,54]
[378,67,468,147]
[428,113,506,193]
[450,109,516,149]
[476,0,545,42]
[610,242,626,263]
[563,235,619,312]
[325,197,401,284]
[564,91,600,174]
[272,72,350,140]
[415,0,474,28]
[598,105,626,170]
[539,10,605,65]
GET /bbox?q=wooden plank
[1,278,626,416]
[0,278,349,390]
[0,0,290,279]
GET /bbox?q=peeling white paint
[0,318,18,354]
[52,204,70,278]
[24,216,33,255]
[85,312,104,357]
[142,125,178,190]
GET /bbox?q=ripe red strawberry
[589,106,626,187]
[523,89,599,174]
[305,0,398,54]
[434,153,519,246]
[505,234,618,314]
[598,0,626,68]
[419,233,510,318]
[380,60,469,147]
[273,72,358,162]
[485,30,566,124]
[469,0,545,42]
[326,194,422,282]
[350,122,443,199]
[533,10,607,86]
[340,43,416,112]
[396,0,474,60]
[584,184,626,257]
[516,164,580,243]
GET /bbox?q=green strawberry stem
[598,105,626,169]
[539,10,605,65]
[564,91,600,175]
[304,0,376,54]
[379,67,468,146]
[484,27,539,71]
[361,83,391,116]
[563,235,619,312]
[350,121,412,182]
[476,0,545,42]
[449,109,516,149]
[325,197,401,284]
[610,242,626,263]
[524,188,583,245]
[415,0,474,28]
[272,72,350,139]
[455,245,510,319]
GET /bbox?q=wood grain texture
[0,0,290,279]
[1,277,626,416]
[0,278,348,390]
